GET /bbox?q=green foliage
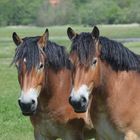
[0,0,139,26]
[0,0,43,26]
[79,0,120,25]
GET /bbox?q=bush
[79,0,120,25]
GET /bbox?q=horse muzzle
[18,99,37,116]
[69,96,88,113]
[18,88,40,116]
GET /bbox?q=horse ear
[38,28,49,48]
[91,26,99,39]
[95,41,101,57]
[12,32,23,46]
[67,27,77,40]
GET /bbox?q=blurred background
[0,0,140,26]
[0,0,140,140]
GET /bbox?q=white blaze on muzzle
[70,84,90,102]
[19,88,40,104]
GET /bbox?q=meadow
[0,24,140,140]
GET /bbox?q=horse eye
[92,58,97,65]
[39,63,44,69]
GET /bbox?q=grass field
[0,24,140,140]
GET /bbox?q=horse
[12,29,96,140]
[67,26,140,140]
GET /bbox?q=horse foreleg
[34,133,46,140]
[34,130,56,140]
[63,130,84,140]
[124,130,139,140]
[45,137,56,140]
[34,129,46,140]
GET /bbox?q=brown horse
[12,29,95,140]
[67,26,140,140]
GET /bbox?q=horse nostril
[31,99,35,104]
[81,96,87,103]
[18,99,21,106]
[69,96,77,107]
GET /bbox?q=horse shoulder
[95,112,124,140]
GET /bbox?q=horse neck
[39,67,72,109]
[47,67,71,96]
[90,61,119,122]
[100,60,140,97]
[99,61,119,95]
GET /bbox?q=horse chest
[36,116,66,138]
[95,112,124,140]
[44,119,63,136]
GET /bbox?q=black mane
[70,32,95,65]
[45,41,71,70]
[12,36,40,72]
[100,37,140,71]
[12,36,71,71]
[70,32,140,72]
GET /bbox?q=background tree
[0,0,139,26]
[36,0,78,26]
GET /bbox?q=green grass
[0,25,140,140]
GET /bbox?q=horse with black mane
[68,26,140,140]
[12,29,95,140]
